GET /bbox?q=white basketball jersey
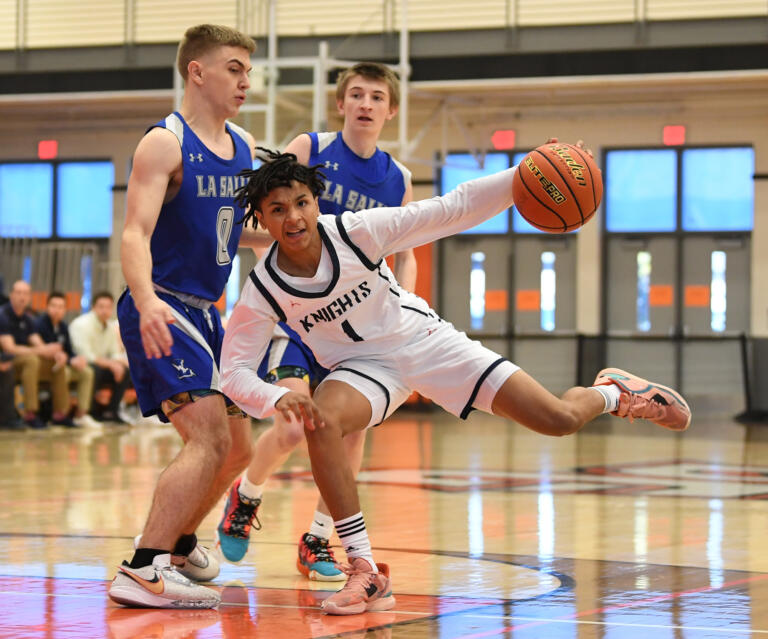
[248,214,437,369]
[221,166,516,418]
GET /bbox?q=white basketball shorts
[324,319,519,429]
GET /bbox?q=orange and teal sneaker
[297,533,346,581]
[321,557,395,615]
[593,367,691,431]
[215,478,261,563]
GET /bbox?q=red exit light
[491,129,516,150]
[38,140,58,159]
[663,125,686,146]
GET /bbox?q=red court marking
[0,576,506,639]
[455,573,768,638]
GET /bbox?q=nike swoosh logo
[120,567,165,595]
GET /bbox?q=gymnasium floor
[1,402,767,638]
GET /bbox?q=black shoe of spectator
[51,415,77,428]
[24,415,48,429]
[0,418,26,431]
[100,411,128,425]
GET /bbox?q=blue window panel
[0,163,53,237]
[57,162,114,237]
[606,150,677,232]
[682,148,754,231]
[441,153,510,234]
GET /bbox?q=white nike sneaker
[133,534,220,582]
[173,542,220,582]
[108,553,220,609]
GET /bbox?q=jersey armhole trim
[335,215,381,272]
[249,270,286,322]
[459,356,508,420]
[333,366,390,426]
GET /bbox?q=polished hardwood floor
[1,401,767,638]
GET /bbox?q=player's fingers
[309,403,325,429]
[298,402,318,431]
[141,332,161,359]
[153,321,174,356]
[545,137,558,144]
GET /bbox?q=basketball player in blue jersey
[215,63,416,581]
[108,25,269,609]
[220,148,691,614]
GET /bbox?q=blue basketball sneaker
[297,533,346,581]
[215,478,261,563]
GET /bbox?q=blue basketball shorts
[257,321,329,387]
[118,289,233,421]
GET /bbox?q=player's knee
[305,414,342,442]
[275,415,305,450]
[210,431,232,463]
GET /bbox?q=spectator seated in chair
[69,291,132,424]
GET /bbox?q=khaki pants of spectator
[67,365,94,414]
[13,354,69,415]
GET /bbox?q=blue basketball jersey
[308,131,411,216]
[148,112,252,302]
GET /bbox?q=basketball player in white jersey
[216,63,416,581]
[220,148,691,615]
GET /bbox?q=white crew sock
[591,384,622,413]
[308,510,334,540]
[334,512,377,573]
[238,475,264,501]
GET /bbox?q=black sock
[173,533,197,557]
[129,547,168,569]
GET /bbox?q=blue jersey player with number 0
[109,24,270,610]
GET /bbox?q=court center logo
[171,359,196,379]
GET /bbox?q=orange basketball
[512,142,603,233]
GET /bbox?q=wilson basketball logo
[523,156,566,204]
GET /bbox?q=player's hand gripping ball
[512,142,603,233]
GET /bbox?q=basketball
[512,142,603,233]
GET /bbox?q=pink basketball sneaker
[321,557,395,615]
[593,368,691,431]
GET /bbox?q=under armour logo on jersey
[324,160,339,171]
[188,153,204,162]
[171,359,196,379]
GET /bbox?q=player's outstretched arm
[122,128,182,359]
[392,181,417,292]
[220,285,290,419]
[342,166,517,264]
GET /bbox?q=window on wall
[605,146,754,233]
[0,160,114,238]
[605,146,753,336]
[439,150,581,235]
[440,153,510,234]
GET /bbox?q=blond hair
[335,62,400,108]
[177,24,256,80]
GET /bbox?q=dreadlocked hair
[236,147,327,229]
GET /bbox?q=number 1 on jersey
[341,320,364,342]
